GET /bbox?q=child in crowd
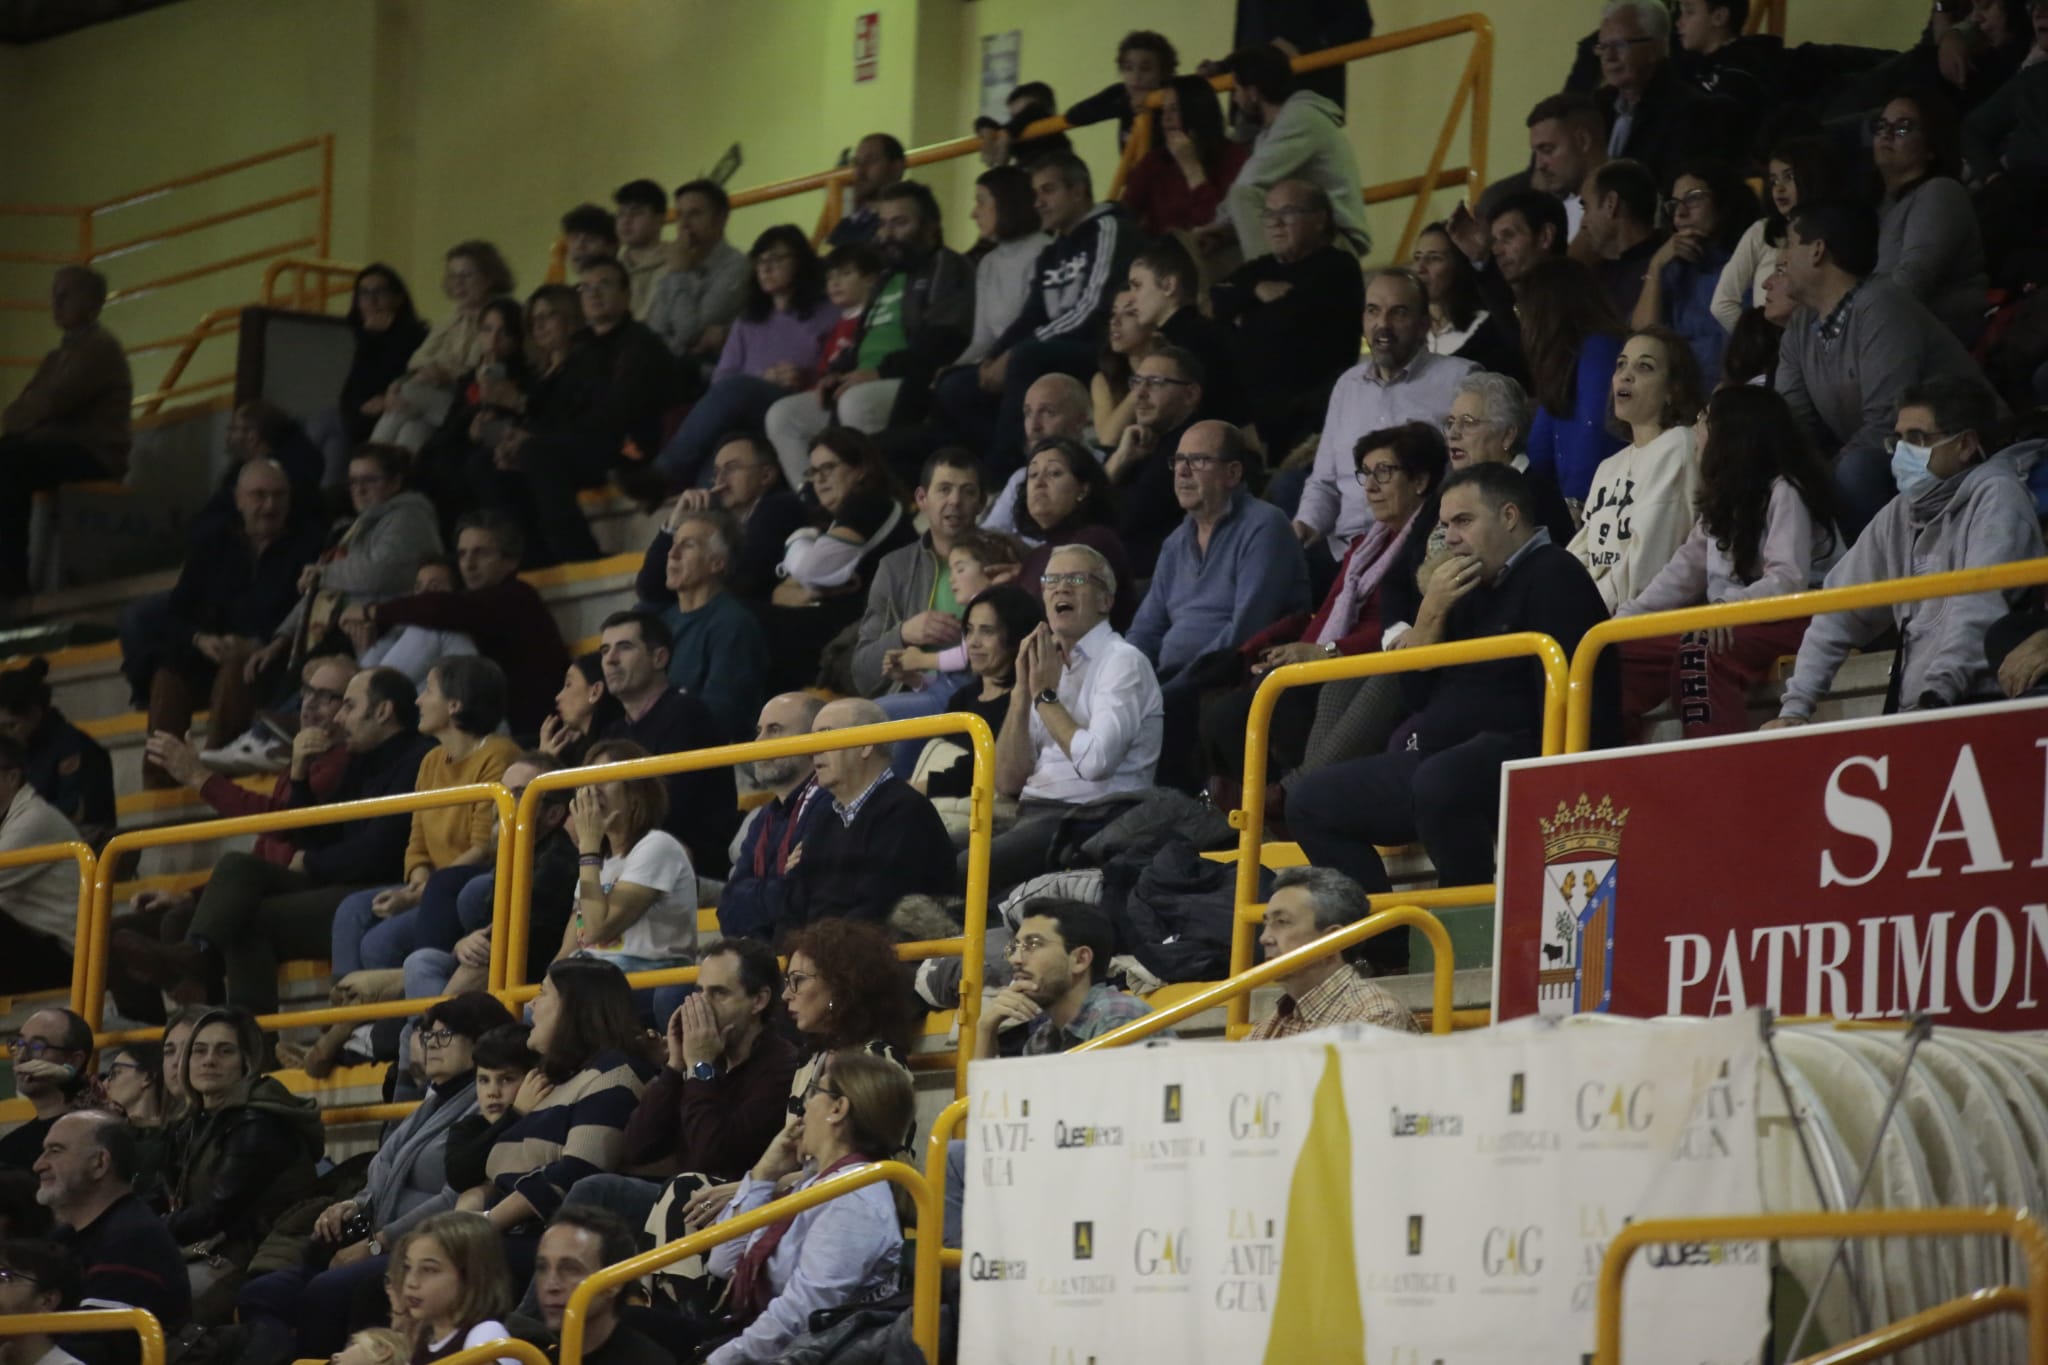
[818,244,884,377]
[441,1023,537,1199]
[336,1328,410,1365]
[399,1211,516,1365]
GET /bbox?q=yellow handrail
[1791,1287,2028,1365]
[555,1160,941,1365]
[504,713,994,1098]
[1562,556,2048,753]
[261,255,366,314]
[75,782,515,1032]
[1,839,95,1002]
[548,16,1492,277]
[416,1338,550,1365]
[0,1309,165,1365]
[1226,631,1566,1035]
[1594,1208,2048,1365]
[1073,904,1454,1052]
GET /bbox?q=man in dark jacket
[479,256,680,566]
[126,457,324,788]
[1289,464,1619,971]
[718,693,829,941]
[1591,0,1739,186]
[351,510,569,736]
[113,666,435,1013]
[38,1113,191,1365]
[1212,178,1366,455]
[932,153,1138,480]
[638,433,806,606]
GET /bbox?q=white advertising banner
[960,1012,1767,1364]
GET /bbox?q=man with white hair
[983,373,1095,534]
[1592,0,1734,186]
[982,543,1162,889]
[642,506,768,744]
[781,696,955,931]
[1438,372,1577,548]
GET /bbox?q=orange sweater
[403,734,519,880]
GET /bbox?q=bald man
[983,372,1095,533]
[779,697,956,931]
[2,266,134,599]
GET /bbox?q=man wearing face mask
[1765,376,2045,729]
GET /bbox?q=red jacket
[197,742,350,865]
[1241,535,1387,660]
[1122,141,1250,239]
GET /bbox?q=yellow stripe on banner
[1262,1045,1365,1363]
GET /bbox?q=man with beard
[716,693,828,941]
[764,179,973,468]
[592,610,737,876]
[1107,345,1208,575]
[1525,92,1607,243]
[1294,268,1475,558]
[975,899,1150,1059]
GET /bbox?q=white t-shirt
[583,830,698,964]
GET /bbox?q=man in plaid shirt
[1249,866,1419,1038]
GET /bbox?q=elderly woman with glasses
[233,993,516,1361]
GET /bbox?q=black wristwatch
[689,1061,718,1082]
[1035,687,1060,707]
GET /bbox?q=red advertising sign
[1494,699,2048,1030]
[853,12,879,83]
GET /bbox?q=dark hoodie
[167,1073,323,1262]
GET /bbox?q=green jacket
[167,1074,323,1262]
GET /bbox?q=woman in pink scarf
[1199,421,1448,828]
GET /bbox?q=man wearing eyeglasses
[1127,422,1309,788]
[0,1009,92,1172]
[983,545,1163,891]
[1590,0,1735,188]
[0,1238,85,1365]
[1295,268,1475,559]
[1765,374,2043,730]
[1108,345,1211,573]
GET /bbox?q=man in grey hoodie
[1200,44,1370,261]
[1766,376,2045,729]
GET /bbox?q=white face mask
[1889,438,1937,499]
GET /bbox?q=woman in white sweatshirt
[1615,386,1843,739]
[1568,325,1704,612]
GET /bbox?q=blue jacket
[1126,488,1310,692]
[1527,331,1626,503]
[717,777,828,941]
[1659,244,1731,389]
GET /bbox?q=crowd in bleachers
[5,0,2048,1356]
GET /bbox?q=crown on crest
[1539,793,1629,861]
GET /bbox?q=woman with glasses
[648,919,913,1316]
[1615,386,1840,739]
[1710,136,1846,334]
[1873,89,1987,341]
[695,1050,915,1363]
[652,225,838,490]
[1119,74,1250,239]
[234,993,515,1362]
[1199,422,1447,821]
[97,1044,172,1206]
[166,1005,323,1319]
[764,429,916,692]
[326,264,428,475]
[1632,160,1761,388]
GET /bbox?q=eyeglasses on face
[1007,933,1065,959]
[1442,415,1490,436]
[1128,374,1194,392]
[1663,189,1712,217]
[1355,462,1408,487]
[421,1027,459,1049]
[100,1060,144,1080]
[783,969,818,994]
[7,1038,63,1058]
[1165,454,1221,473]
[804,460,846,483]
[1260,205,1314,223]
[1039,572,1101,590]
[1595,36,1655,56]
[1882,429,1954,454]
[0,1269,42,1288]
[1870,117,1921,140]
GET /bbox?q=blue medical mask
[1889,439,1937,499]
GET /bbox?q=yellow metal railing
[505,713,995,1098]
[1793,1287,2028,1365]
[1594,1208,2048,1365]
[556,1159,941,1365]
[1,838,95,989]
[922,901,1449,1276]
[1563,556,2048,753]
[261,255,365,314]
[548,16,1491,279]
[1223,631,1566,1036]
[0,1310,165,1365]
[416,1338,550,1365]
[75,782,516,1032]
[0,135,334,411]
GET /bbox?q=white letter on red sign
[1956,906,2016,1013]
[1907,745,2013,879]
[1803,922,1852,1016]
[1667,934,1711,1013]
[1820,756,1890,889]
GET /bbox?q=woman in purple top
[653,225,836,489]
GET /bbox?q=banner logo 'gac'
[1536,793,1629,1017]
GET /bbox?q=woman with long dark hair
[915,582,1045,802]
[1633,160,1761,387]
[538,650,623,766]
[959,165,1050,353]
[1616,385,1840,738]
[1092,290,1158,448]
[1121,74,1250,238]
[1520,257,1628,504]
[1013,436,1138,629]
[1873,86,1986,340]
[652,225,837,489]
[1411,222,1524,380]
[372,241,515,454]
[331,263,429,472]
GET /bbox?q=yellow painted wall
[1,0,1923,405]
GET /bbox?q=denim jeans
[876,677,972,777]
[330,885,423,978]
[653,375,791,485]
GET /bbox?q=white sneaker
[199,731,288,776]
